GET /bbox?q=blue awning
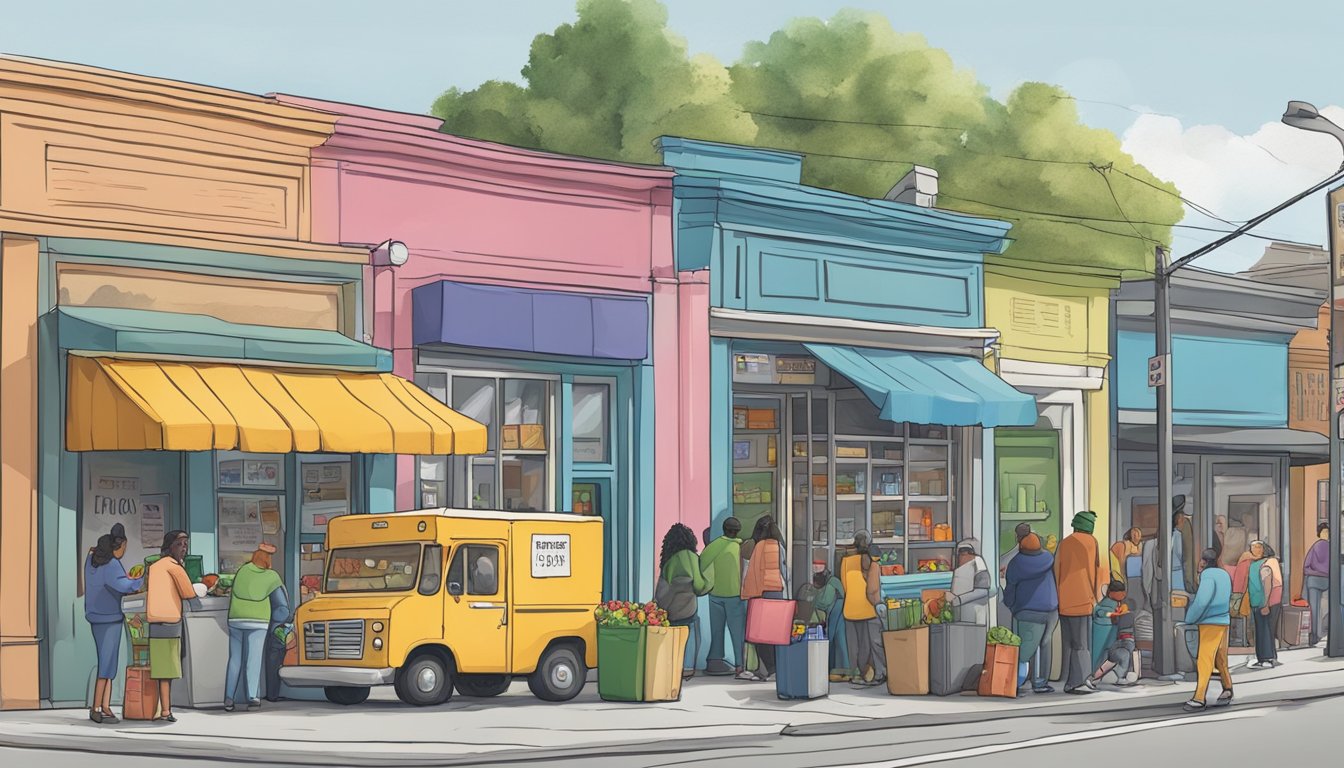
[804,343,1036,428]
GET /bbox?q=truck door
[445,540,509,672]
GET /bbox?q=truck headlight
[371,621,384,633]
[372,637,383,650]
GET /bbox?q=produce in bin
[987,626,1022,646]
[596,600,673,702]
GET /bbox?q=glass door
[732,393,786,586]
[1205,459,1281,581]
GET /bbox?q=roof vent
[884,166,939,208]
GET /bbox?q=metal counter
[122,594,231,709]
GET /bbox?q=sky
[1,0,1339,272]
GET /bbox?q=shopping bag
[977,643,1019,698]
[643,625,689,702]
[122,665,158,721]
[746,598,796,645]
[882,626,930,696]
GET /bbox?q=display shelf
[909,495,951,503]
[908,541,956,548]
[835,494,865,502]
[735,427,781,434]
[500,449,548,456]
[872,495,903,502]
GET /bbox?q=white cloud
[1120,106,1344,272]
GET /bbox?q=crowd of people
[660,515,992,686]
[665,498,1313,711]
[83,525,290,724]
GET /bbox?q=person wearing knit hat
[1056,510,1107,694]
[950,538,990,625]
[1005,532,1058,694]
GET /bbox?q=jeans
[1014,609,1058,689]
[1193,624,1232,702]
[708,596,747,668]
[226,622,267,703]
[1059,615,1092,691]
[1306,575,1329,643]
[1253,605,1280,662]
[671,615,702,670]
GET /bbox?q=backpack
[655,573,699,622]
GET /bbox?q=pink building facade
[283,96,688,599]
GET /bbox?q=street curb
[781,681,1344,737]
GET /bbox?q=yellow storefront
[984,258,1118,560]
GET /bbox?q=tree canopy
[432,1,1183,271]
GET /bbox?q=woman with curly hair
[658,523,709,679]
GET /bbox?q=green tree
[432,3,1183,271]
[730,11,1182,270]
[431,0,754,164]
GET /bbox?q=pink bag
[746,597,797,645]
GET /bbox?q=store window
[1212,462,1278,570]
[416,370,556,512]
[994,426,1063,558]
[215,452,287,578]
[572,382,611,463]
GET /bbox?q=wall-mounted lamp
[371,239,410,267]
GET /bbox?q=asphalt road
[9,690,1338,768]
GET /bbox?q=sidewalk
[3,647,1341,766]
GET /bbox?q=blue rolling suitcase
[776,639,829,699]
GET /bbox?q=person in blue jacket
[84,523,144,724]
[1004,533,1059,694]
[1184,548,1234,711]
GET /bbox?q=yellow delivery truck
[280,509,601,706]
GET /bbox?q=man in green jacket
[225,543,285,711]
[700,517,744,676]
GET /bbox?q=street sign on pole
[1147,354,1169,389]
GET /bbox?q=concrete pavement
[0,646,1339,766]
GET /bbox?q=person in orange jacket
[1054,511,1108,695]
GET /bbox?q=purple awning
[412,281,649,361]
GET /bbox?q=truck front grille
[304,622,326,661]
[327,619,365,660]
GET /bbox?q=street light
[1147,106,1344,677]
[1282,101,1344,658]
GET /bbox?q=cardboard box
[502,425,521,450]
[883,626,930,695]
[519,424,546,450]
[978,643,1019,698]
[747,408,777,430]
[643,625,690,702]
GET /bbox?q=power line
[1093,164,1158,245]
[742,109,967,132]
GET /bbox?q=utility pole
[1329,186,1344,659]
[1151,246,1176,677]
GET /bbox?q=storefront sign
[531,534,571,577]
[1291,368,1329,431]
[775,355,817,385]
[80,476,142,595]
[1331,187,1344,287]
[140,494,168,549]
[733,353,773,383]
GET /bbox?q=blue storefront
[658,137,1036,653]
[1112,269,1326,640]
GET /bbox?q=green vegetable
[987,626,1022,646]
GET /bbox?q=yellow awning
[66,356,488,455]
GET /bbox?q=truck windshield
[325,544,422,593]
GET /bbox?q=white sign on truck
[531,534,571,578]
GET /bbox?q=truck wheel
[395,653,454,706]
[528,645,586,702]
[455,674,511,697]
[323,686,369,705]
